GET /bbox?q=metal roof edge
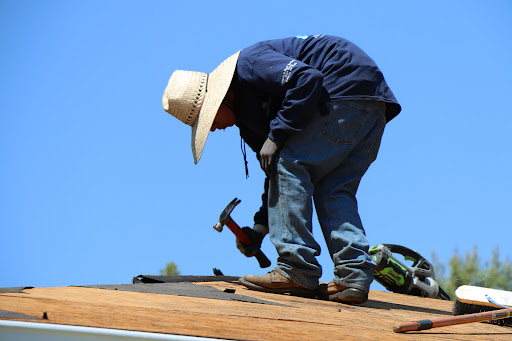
[0,320,230,341]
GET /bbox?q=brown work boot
[239,270,316,297]
[318,281,368,304]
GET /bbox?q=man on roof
[162,34,401,304]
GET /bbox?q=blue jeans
[268,100,386,292]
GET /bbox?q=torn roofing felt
[0,287,34,294]
[82,275,287,306]
[0,309,42,320]
[133,275,240,283]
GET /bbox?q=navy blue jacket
[232,35,401,226]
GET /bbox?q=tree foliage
[159,261,180,276]
[432,245,512,300]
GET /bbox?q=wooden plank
[1,281,511,340]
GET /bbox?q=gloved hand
[236,224,268,257]
[259,137,280,177]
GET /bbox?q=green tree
[159,261,181,276]
[432,245,512,300]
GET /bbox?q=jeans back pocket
[321,101,369,145]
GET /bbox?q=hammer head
[213,197,241,232]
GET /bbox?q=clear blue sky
[1,1,511,292]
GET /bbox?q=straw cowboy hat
[162,51,241,164]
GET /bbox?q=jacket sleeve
[253,177,269,227]
[237,46,325,145]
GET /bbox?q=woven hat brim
[191,51,240,164]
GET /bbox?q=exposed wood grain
[1,281,511,340]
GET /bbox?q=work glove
[259,137,280,177]
[236,224,268,257]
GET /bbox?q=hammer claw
[214,197,271,268]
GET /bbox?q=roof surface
[1,276,510,340]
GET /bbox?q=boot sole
[239,278,316,298]
[319,288,368,304]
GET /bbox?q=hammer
[213,198,271,268]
